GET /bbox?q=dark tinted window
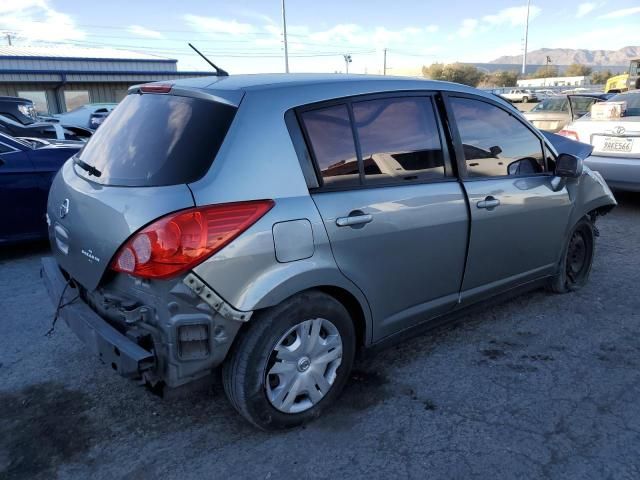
[300,105,359,187]
[76,93,236,186]
[352,97,445,184]
[450,97,545,177]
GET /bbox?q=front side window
[352,97,445,184]
[300,105,359,187]
[450,97,545,178]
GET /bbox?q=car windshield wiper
[74,157,102,177]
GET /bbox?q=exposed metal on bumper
[41,257,155,378]
[183,272,253,322]
[585,155,640,192]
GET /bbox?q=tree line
[421,62,619,87]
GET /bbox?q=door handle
[336,213,373,227]
[476,196,500,210]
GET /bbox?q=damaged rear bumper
[41,257,154,378]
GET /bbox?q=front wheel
[222,290,355,430]
[522,96,529,103]
[549,218,595,293]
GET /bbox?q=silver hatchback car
[42,74,616,430]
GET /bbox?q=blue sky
[1,0,639,74]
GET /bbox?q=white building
[517,75,592,88]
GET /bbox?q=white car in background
[559,91,640,191]
[500,89,538,103]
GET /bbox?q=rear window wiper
[74,157,102,177]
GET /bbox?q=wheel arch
[250,277,374,348]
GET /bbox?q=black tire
[222,290,356,430]
[549,217,595,293]
[522,96,529,103]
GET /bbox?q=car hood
[541,131,593,160]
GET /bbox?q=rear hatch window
[75,92,236,186]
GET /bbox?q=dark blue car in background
[0,133,81,244]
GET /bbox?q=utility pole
[383,48,387,75]
[343,54,352,74]
[281,0,289,73]
[5,33,12,46]
[521,0,530,75]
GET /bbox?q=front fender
[567,167,617,227]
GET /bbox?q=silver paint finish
[460,176,572,299]
[272,219,315,263]
[47,160,194,290]
[312,182,469,340]
[46,75,617,388]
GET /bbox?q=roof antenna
[188,43,229,76]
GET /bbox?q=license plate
[593,136,634,153]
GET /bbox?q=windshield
[610,92,640,117]
[530,98,568,112]
[76,93,236,186]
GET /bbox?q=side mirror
[555,153,583,178]
[489,145,503,157]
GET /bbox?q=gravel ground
[1,192,640,480]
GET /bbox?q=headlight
[18,104,31,116]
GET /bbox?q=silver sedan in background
[559,91,640,191]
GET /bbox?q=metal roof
[0,45,175,62]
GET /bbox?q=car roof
[163,73,503,109]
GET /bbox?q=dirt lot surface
[1,193,639,480]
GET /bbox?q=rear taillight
[558,129,580,142]
[111,200,274,279]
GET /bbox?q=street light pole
[522,0,530,75]
[281,0,289,73]
[343,54,352,74]
[383,48,387,75]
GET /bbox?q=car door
[443,93,572,303]
[0,139,40,241]
[568,95,604,122]
[298,93,469,341]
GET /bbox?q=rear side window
[450,97,545,178]
[76,93,236,186]
[300,105,360,187]
[352,97,444,184]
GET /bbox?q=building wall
[517,76,592,88]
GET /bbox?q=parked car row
[0,132,81,243]
[523,93,611,133]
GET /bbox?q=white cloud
[599,6,640,19]
[457,5,541,39]
[128,25,163,39]
[183,14,255,35]
[457,19,478,38]
[576,2,597,18]
[0,0,85,42]
[426,25,439,33]
[483,5,541,26]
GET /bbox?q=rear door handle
[476,196,500,210]
[336,213,373,227]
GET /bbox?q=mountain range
[489,46,640,66]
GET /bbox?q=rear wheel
[522,96,529,103]
[222,290,355,430]
[549,218,595,293]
